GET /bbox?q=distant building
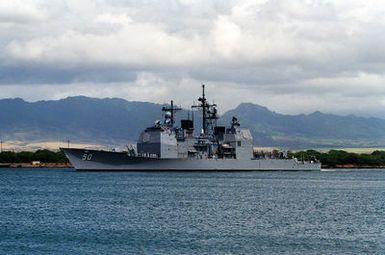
[31,161,41,166]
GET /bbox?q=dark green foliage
[291,150,385,167]
[0,151,18,163]
[17,151,34,163]
[0,150,68,163]
[1,148,385,166]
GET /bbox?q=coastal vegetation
[0,150,68,163]
[288,150,385,168]
[1,149,385,168]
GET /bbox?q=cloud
[0,0,48,24]
[94,13,133,25]
[1,0,385,117]
[6,24,209,67]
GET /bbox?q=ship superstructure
[61,85,321,171]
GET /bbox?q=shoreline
[1,162,385,169]
[322,164,385,169]
[0,163,72,168]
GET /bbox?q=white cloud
[94,13,133,26]
[6,23,209,67]
[0,0,48,24]
[1,0,385,117]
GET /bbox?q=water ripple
[0,169,384,254]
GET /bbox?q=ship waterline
[61,148,321,171]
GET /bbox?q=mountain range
[1,96,385,149]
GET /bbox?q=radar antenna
[162,100,182,127]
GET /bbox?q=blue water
[0,169,384,254]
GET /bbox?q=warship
[61,85,321,171]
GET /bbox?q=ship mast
[192,84,218,136]
[162,100,181,127]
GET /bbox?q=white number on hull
[82,153,93,161]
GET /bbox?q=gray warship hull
[61,148,321,171]
[61,85,322,171]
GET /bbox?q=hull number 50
[82,153,93,161]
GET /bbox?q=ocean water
[0,169,384,255]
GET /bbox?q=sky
[1,0,385,117]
